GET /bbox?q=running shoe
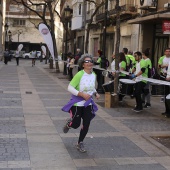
[76,142,87,153]
[63,118,72,133]
[143,103,151,109]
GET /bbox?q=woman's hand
[82,93,91,101]
[166,77,170,81]
[79,92,91,101]
[112,72,115,76]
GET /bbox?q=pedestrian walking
[62,54,100,153]
[68,55,75,81]
[31,50,37,67]
[15,48,20,66]
[75,48,82,72]
[93,50,103,91]
[4,49,9,65]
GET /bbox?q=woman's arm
[68,84,91,101]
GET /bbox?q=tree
[12,0,60,72]
[113,0,121,105]
[84,0,106,53]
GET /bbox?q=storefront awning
[127,13,170,24]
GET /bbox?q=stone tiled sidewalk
[0,59,170,170]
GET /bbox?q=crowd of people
[3,48,42,67]
[109,47,170,117]
[62,47,170,153]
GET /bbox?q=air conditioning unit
[140,0,157,7]
[164,3,170,9]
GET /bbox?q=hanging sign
[162,20,170,34]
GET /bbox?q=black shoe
[76,142,87,153]
[63,118,72,133]
[165,114,170,118]
[162,112,167,115]
[143,103,151,109]
[132,107,143,112]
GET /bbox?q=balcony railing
[96,0,137,22]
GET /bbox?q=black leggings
[134,81,146,109]
[69,105,93,143]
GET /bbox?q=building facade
[5,0,63,55]
[66,0,170,68]
[128,0,170,68]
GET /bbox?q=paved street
[0,59,170,170]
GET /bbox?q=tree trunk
[85,24,90,53]
[48,2,59,73]
[113,0,121,105]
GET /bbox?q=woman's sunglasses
[83,60,93,63]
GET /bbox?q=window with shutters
[13,19,26,27]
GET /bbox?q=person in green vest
[141,48,152,108]
[158,48,170,78]
[128,50,136,69]
[123,48,136,71]
[158,48,170,103]
[158,48,170,115]
[117,52,127,101]
[130,51,148,112]
[122,48,130,70]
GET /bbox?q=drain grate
[25,91,32,94]
[152,136,170,149]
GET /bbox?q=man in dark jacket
[4,49,9,65]
[75,48,82,71]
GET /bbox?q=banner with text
[162,20,170,34]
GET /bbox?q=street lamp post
[17,30,22,43]
[4,23,9,50]
[63,6,72,75]
[96,0,108,94]
[8,30,12,51]
[102,0,108,63]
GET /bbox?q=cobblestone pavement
[0,59,170,170]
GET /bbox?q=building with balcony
[5,0,63,54]
[84,0,139,63]
[63,0,170,68]
[128,0,170,68]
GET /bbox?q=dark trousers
[4,56,8,64]
[119,76,128,101]
[165,92,170,115]
[16,58,19,65]
[134,81,146,109]
[159,74,170,114]
[69,106,93,143]
[69,68,73,81]
[67,67,69,75]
